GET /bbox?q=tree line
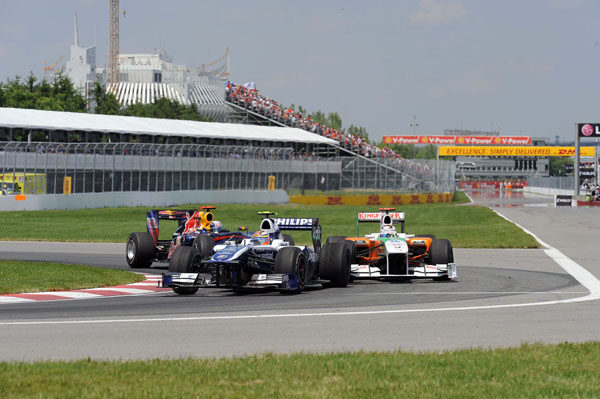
[0,73,212,122]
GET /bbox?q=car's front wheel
[274,247,307,294]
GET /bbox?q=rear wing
[146,206,216,243]
[273,217,322,254]
[356,209,405,235]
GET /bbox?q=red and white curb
[0,274,170,304]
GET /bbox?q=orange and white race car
[324,208,457,281]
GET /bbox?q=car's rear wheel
[126,232,155,268]
[274,247,306,294]
[320,241,353,287]
[282,233,295,245]
[192,235,215,258]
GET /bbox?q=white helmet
[210,220,223,231]
[380,224,396,237]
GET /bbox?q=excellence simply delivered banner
[438,146,596,157]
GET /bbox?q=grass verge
[0,201,537,248]
[1,342,599,398]
[0,260,144,295]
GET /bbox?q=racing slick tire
[282,233,295,245]
[192,235,215,258]
[274,247,307,294]
[169,246,200,295]
[172,286,199,295]
[325,236,346,245]
[169,246,199,273]
[430,239,454,281]
[126,232,155,268]
[320,241,353,287]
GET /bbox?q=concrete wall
[524,186,574,196]
[0,189,289,211]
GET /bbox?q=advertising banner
[438,146,596,157]
[555,195,573,207]
[63,176,72,195]
[268,175,276,191]
[383,136,532,145]
[577,123,600,138]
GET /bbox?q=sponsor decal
[387,240,407,249]
[327,196,342,205]
[391,195,404,205]
[357,212,405,222]
[578,123,600,137]
[367,195,381,205]
[411,195,420,204]
[439,146,596,157]
[555,195,573,207]
[274,218,313,227]
[383,136,532,145]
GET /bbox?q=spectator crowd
[225,81,401,160]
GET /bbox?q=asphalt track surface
[1,190,599,361]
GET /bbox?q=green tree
[92,81,121,115]
[327,112,342,130]
[549,157,573,176]
[121,97,212,122]
[310,110,327,126]
[1,72,86,112]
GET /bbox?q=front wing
[161,271,302,291]
[351,262,458,279]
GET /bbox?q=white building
[63,13,97,101]
[60,13,230,120]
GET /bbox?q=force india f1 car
[126,206,249,268]
[162,212,352,295]
[327,208,457,281]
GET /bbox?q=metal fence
[527,176,575,191]
[0,142,455,195]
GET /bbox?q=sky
[1,0,599,142]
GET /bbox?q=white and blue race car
[162,212,352,295]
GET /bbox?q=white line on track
[1,209,598,326]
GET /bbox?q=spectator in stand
[224,81,406,161]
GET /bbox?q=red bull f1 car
[126,206,249,269]
[162,211,352,295]
[326,208,457,281]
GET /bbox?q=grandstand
[0,107,454,195]
[0,107,335,154]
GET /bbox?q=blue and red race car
[126,206,250,269]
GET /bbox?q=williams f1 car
[326,208,457,281]
[162,211,352,295]
[126,206,249,268]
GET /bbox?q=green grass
[0,260,144,295]
[1,342,599,398]
[0,201,537,248]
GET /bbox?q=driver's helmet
[2,184,6,189]
[251,230,271,245]
[210,220,223,232]
[380,224,396,237]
